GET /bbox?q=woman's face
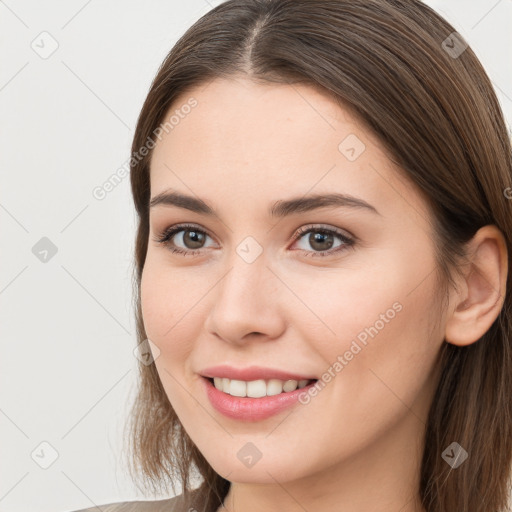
[141,77,445,486]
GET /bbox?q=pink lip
[201,376,317,421]
[200,364,316,381]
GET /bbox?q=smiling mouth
[204,376,317,398]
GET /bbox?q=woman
[72,0,512,511]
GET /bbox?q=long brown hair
[124,1,512,510]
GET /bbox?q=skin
[141,76,508,512]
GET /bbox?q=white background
[0,1,511,511]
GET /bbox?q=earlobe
[444,225,508,347]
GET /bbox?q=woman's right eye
[153,223,215,257]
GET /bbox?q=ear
[444,224,508,346]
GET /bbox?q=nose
[204,252,286,346]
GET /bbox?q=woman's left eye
[153,223,355,258]
[291,225,355,257]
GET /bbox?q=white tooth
[283,379,298,392]
[266,379,283,396]
[212,377,308,397]
[246,379,267,398]
[229,379,247,397]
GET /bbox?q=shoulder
[68,492,190,512]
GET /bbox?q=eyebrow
[149,189,380,217]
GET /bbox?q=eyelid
[292,223,354,243]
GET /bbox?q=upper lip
[200,365,317,382]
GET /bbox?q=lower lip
[201,376,317,421]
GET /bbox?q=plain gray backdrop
[1,1,511,511]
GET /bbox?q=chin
[200,445,311,484]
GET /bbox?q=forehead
[149,77,429,224]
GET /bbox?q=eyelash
[152,223,355,258]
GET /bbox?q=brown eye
[180,229,207,249]
[305,231,335,251]
[291,226,355,258]
[154,224,215,256]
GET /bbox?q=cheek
[140,264,198,415]
[288,259,406,354]
[140,264,167,339]
[301,249,441,412]
[140,262,191,359]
